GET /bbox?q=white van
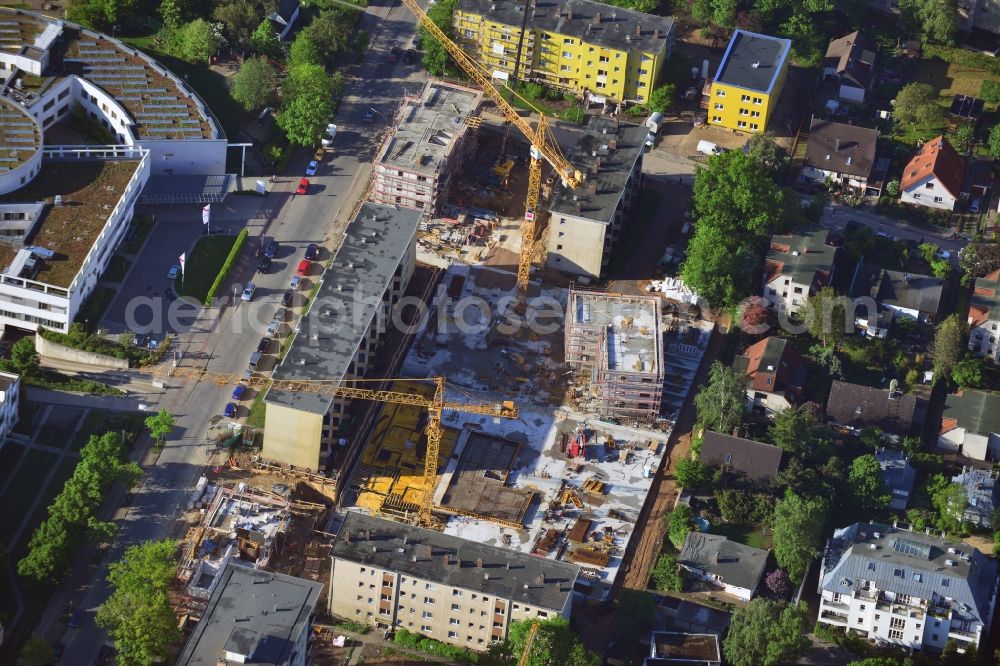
[697,140,722,156]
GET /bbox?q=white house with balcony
[817,522,998,652]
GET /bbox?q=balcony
[819,611,848,626]
[822,599,850,611]
[949,626,978,640]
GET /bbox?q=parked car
[305,160,319,176]
[257,337,271,354]
[290,275,302,290]
[273,307,288,321]
[936,249,951,260]
[241,283,256,302]
[970,198,981,213]
[232,384,247,400]
[256,256,272,273]
[254,242,265,259]
[265,240,279,258]
[388,44,402,62]
[297,259,310,276]
[364,107,376,123]
[167,264,180,280]
[403,49,415,65]
[296,178,310,195]
[282,289,294,306]
[305,243,320,260]
[68,609,83,628]
[223,402,237,418]
[266,320,281,337]
[314,147,325,161]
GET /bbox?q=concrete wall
[546,212,607,278]
[261,402,324,470]
[35,331,129,369]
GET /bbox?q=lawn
[69,410,146,452]
[174,234,240,301]
[708,522,772,550]
[915,57,1000,108]
[34,407,84,449]
[0,448,58,547]
[103,255,133,283]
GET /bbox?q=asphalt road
[37,0,430,660]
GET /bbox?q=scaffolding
[564,285,664,418]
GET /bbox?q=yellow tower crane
[138,366,518,527]
[401,0,585,295]
[519,622,540,666]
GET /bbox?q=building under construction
[565,286,664,418]
[370,80,483,213]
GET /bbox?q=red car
[296,259,310,276]
[296,178,309,195]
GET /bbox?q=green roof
[942,390,1000,436]
[766,226,837,287]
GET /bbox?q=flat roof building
[329,512,578,650]
[176,561,322,666]
[263,203,420,471]
[371,81,482,213]
[546,117,646,278]
[707,30,790,133]
[565,285,663,418]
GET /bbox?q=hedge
[922,44,1000,77]
[393,628,478,663]
[204,228,248,306]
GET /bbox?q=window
[638,68,648,75]
[453,590,462,597]
[714,103,724,110]
[596,82,606,89]
[599,55,610,63]
[637,81,646,88]
[424,596,436,604]
[941,578,950,588]
[751,111,760,118]
[888,629,904,640]
[422,611,433,619]
[874,614,881,621]
[793,287,803,294]
[737,120,747,128]
[450,618,460,625]
[912,573,923,582]
[739,108,748,116]
[890,617,905,629]
[421,625,433,633]
[859,604,866,611]
[560,64,571,71]
[932,634,939,641]
[867,562,876,571]
[451,603,461,611]
[716,89,726,97]
[426,583,437,590]
[925,182,934,189]
[712,115,722,123]
[893,568,904,578]
[564,37,574,44]
[561,51,572,58]
[933,196,943,203]
[856,618,863,624]
[752,97,762,104]
[448,631,458,638]
[556,244,563,250]
[559,218,566,225]
[741,94,751,102]
[750,123,759,131]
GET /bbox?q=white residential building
[678,532,768,602]
[818,522,998,652]
[939,389,1000,461]
[899,136,965,212]
[763,226,838,315]
[968,268,1000,360]
[329,512,578,651]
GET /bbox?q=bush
[394,628,477,663]
[923,44,1000,76]
[651,553,684,592]
[521,82,545,100]
[38,324,160,367]
[982,80,1000,104]
[560,107,585,124]
[204,228,249,306]
[715,489,774,524]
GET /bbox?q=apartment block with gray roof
[176,562,322,666]
[952,467,999,529]
[817,522,998,652]
[763,227,838,314]
[329,512,578,651]
[262,203,420,471]
[546,116,646,278]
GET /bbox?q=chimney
[567,8,573,19]
[476,558,484,568]
[594,11,601,23]
[635,24,641,37]
[835,138,841,151]
[443,554,451,566]
[536,574,545,585]
[343,530,350,543]
[654,29,659,39]
[364,530,372,541]
[402,535,408,545]
[713,551,720,563]
[608,138,617,150]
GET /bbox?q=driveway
[35,0,434,661]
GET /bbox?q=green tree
[601,0,660,12]
[213,0,269,46]
[96,540,181,666]
[67,0,139,31]
[304,8,356,62]
[769,404,816,456]
[931,314,967,382]
[249,19,281,58]
[950,122,975,154]
[666,504,694,549]
[19,636,54,666]
[989,124,1000,159]
[693,361,746,434]
[893,83,945,126]
[647,84,676,114]
[723,599,811,666]
[230,57,278,111]
[952,358,983,388]
[675,457,710,489]
[849,658,912,666]
[848,454,890,510]
[159,0,194,31]
[900,0,959,44]
[418,0,458,76]
[803,287,850,347]
[497,617,601,666]
[960,240,1000,278]
[278,63,335,145]
[144,410,176,445]
[11,337,39,375]
[744,133,789,181]
[859,425,885,449]
[288,32,323,67]
[681,224,762,308]
[651,553,684,592]
[175,18,218,64]
[928,475,967,532]
[772,490,827,582]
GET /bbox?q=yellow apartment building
[707,29,791,133]
[454,0,675,104]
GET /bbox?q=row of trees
[17,431,142,583]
